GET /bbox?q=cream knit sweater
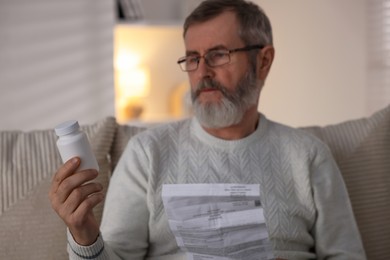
[67,114,366,260]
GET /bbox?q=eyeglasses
[177,44,264,72]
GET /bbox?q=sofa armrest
[0,117,117,260]
[301,105,390,259]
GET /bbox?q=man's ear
[257,45,275,81]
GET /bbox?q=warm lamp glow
[117,67,150,99]
[115,51,141,70]
[114,48,151,122]
[114,24,187,121]
[115,66,150,122]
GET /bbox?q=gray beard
[191,72,261,129]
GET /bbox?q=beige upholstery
[0,117,117,260]
[0,105,388,259]
[302,105,390,260]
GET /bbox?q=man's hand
[49,157,104,245]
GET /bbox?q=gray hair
[183,0,273,47]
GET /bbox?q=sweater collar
[191,113,268,151]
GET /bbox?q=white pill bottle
[55,120,99,171]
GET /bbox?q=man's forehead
[184,11,241,49]
[185,44,230,55]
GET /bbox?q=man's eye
[187,56,199,64]
[210,51,227,59]
[208,52,228,63]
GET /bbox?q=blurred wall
[0,0,373,130]
[132,0,369,127]
[0,0,115,131]
[256,0,368,127]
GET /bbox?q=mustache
[192,79,228,100]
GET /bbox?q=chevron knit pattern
[68,115,365,260]
[2,106,388,260]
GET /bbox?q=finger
[50,157,80,196]
[55,169,99,204]
[71,192,105,225]
[62,182,104,214]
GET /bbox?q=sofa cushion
[109,123,147,173]
[0,117,117,260]
[302,105,390,260]
[1,106,388,259]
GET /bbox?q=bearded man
[49,0,366,259]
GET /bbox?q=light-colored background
[0,0,388,131]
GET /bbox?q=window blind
[367,0,390,114]
[0,0,115,131]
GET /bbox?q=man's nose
[196,57,214,79]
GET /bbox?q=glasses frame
[177,44,264,72]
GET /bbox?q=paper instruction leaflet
[162,184,274,260]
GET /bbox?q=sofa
[0,105,389,260]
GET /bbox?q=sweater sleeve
[101,136,151,259]
[67,136,151,260]
[67,229,115,260]
[310,145,366,259]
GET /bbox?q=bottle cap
[54,120,80,136]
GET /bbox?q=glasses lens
[178,50,232,72]
[178,56,198,71]
[206,51,230,67]
[187,56,199,71]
